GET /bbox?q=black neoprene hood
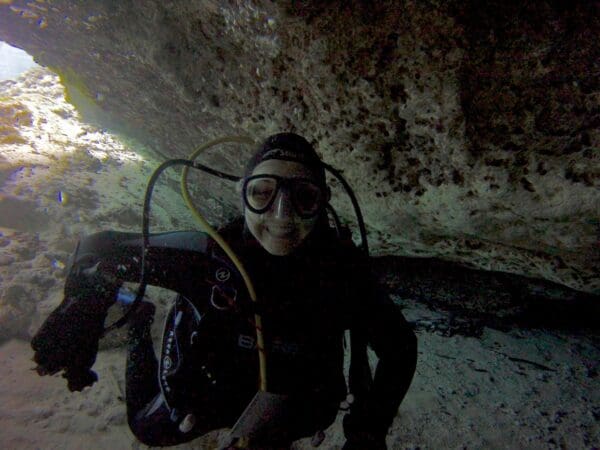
[244,132,327,187]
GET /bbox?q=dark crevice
[374,256,600,336]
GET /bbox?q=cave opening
[0,41,37,81]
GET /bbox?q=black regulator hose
[103,159,240,334]
[322,163,369,256]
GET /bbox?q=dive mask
[242,174,325,219]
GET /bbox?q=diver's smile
[266,223,297,239]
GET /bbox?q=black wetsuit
[125,219,417,447]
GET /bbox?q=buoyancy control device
[30,135,373,447]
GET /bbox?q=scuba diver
[31,133,417,449]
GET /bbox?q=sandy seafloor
[0,69,599,449]
[0,297,599,449]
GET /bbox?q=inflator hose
[180,136,272,392]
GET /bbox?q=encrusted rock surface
[0,68,190,342]
[1,0,598,293]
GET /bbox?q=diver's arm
[31,230,215,391]
[67,230,213,294]
[344,278,418,449]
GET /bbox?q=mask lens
[292,181,323,217]
[245,177,277,211]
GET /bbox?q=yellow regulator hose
[180,136,269,392]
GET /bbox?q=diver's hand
[31,271,118,391]
[31,294,109,391]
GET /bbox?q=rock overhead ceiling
[1,0,598,294]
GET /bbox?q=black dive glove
[342,412,387,450]
[31,269,118,391]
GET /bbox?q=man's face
[243,159,324,256]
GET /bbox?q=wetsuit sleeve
[345,261,418,444]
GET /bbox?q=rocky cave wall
[0,0,598,294]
